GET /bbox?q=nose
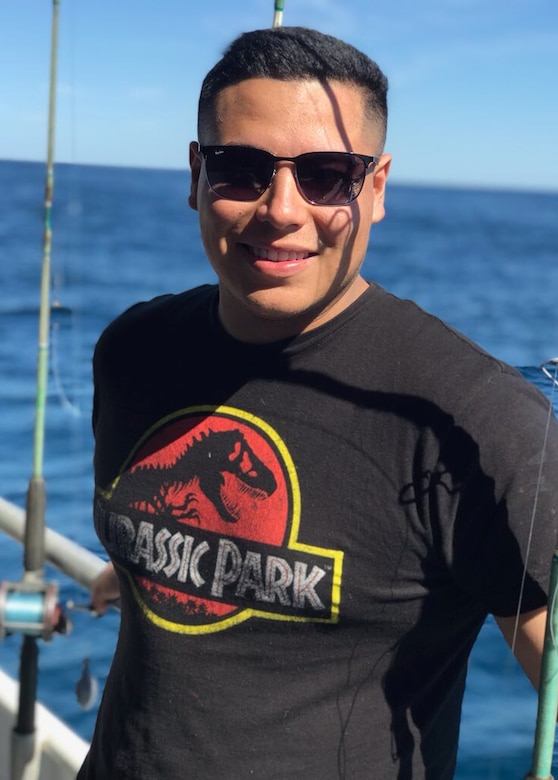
[256,162,308,229]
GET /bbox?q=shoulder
[94,284,217,368]
[363,284,545,411]
[355,286,556,476]
[98,284,217,341]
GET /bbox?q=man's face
[189,78,391,343]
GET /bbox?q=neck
[217,276,370,345]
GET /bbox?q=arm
[91,561,121,615]
[495,606,547,690]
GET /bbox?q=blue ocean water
[1,158,557,777]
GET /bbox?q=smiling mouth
[247,245,314,262]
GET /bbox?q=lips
[248,245,313,262]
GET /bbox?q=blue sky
[1,0,557,191]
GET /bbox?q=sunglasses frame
[197,144,380,206]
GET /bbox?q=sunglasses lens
[204,147,273,202]
[297,153,366,205]
[202,147,369,205]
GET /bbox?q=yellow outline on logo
[104,404,344,635]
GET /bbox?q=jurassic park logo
[94,405,343,634]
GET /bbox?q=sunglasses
[198,144,380,206]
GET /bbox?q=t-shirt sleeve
[440,369,558,617]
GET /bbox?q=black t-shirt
[79,284,558,779]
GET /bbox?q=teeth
[251,246,311,262]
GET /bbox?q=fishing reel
[0,579,69,642]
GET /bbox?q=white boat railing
[0,495,105,591]
[0,669,89,780]
[0,495,103,779]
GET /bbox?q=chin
[243,290,321,322]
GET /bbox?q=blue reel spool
[0,581,65,640]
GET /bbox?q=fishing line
[50,303,81,417]
[511,359,558,655]
[49,0,83,419]
[49,255,84,419]
[541,360,558,661]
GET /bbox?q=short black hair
[198,26,388,148]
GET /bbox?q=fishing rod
[0,496,106,593]
[0,1,68,778]
[526,358,558,780]
[527,547,558,780]
[272,0,284,28]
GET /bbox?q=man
[80,26,558,779]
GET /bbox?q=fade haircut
[198,26,388,149]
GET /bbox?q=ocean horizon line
[3,157,557,199]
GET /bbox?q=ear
[188,141,202,211]
[371,154,391,225]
